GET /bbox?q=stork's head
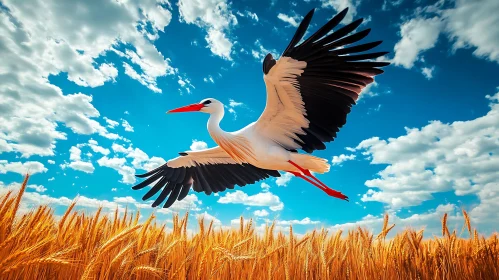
[167,98,223,114]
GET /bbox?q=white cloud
[250,40,279,62]
[87,140,110,156]
[196,211,222,226]
[218,190,284,211]
[104,117,119,129]
[121,119,134,132]
[229,99,243,107]
[392,17,442,69]
[225,98,247,120]
[261,182,271,191]
[0,160,47,175]
[97,156,135,184]
[253,209,269,217]
[60,144,96,173]
[104,143,166,184]
[69,146,82,161]
[353,88,499,229]
[0,0,176,158]
[47,160,55,165]
[178,0,237,60]
[444,0,499,64]
[190,140,208,151]
[26,184,47,193]
[237,10,259,22]
[270,217,321,226]
[64,161,95,174]
[321,0,361,23]
[392,0,499,71]
[359,80,379,99]
[331,154,356,166]
[421,66,435,80]
[382,0,404,11]
[328,204,470,237]
[277,13,302,27]
[276,172,293,187]
[205,28,233,60]
[48,177,55,182]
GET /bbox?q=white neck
[207,106,225,139]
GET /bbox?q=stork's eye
[202,100,212,105]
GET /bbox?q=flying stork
[132,8,390,208]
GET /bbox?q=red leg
[286,170,349,201]
[288,160,329,189]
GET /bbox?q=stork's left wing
[255,8,390,153]
[132,146,280,208]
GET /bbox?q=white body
[208,112,329,174]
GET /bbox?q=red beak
[167,103,204,113]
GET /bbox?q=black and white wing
[256,8,390,153]
[132,146,280,208]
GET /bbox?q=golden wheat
[0,175,497,279]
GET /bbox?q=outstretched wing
[255,8,390,153]
[132,146,280,208]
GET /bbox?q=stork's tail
[290,153,330,174]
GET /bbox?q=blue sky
[1,0,498,236]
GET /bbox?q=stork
[132,8,390,208]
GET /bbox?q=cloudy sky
[1,0,498,236]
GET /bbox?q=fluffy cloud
[251,39,279,62]
[275,172,293,187]
[444,0,499,63]
[270,217,321,226]
[253,209,269,217]
[60,145,95,173]
[392,0,499,73]
[190,140,208,151]
[236,10,259,22]
[0,0,177,158]
[392,17,442,69]
[102,143,166,184]
[328,204,468,237]
[205,28,233,60]
[64,161,95,174]
[86,140,111,156]
[218,190,284,211]
[225,99,247,120]
[27,184,47,193]
[196,211,222,226]
[331,154,356,166]
[353,88,499,228]
[178,0,237,60]
[277,13,302,27]
[421,66,435,80]
[0,160,47,175]
[104,117,120,129]
[97,156,135,184]
[121,119,134,132]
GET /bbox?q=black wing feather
[266,8,389,154]
[133,162,281,209]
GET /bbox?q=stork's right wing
[132,146,280,208]
[255,8,390,153]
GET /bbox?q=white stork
[133,8,390,208]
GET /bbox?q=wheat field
[0,175,497,279]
